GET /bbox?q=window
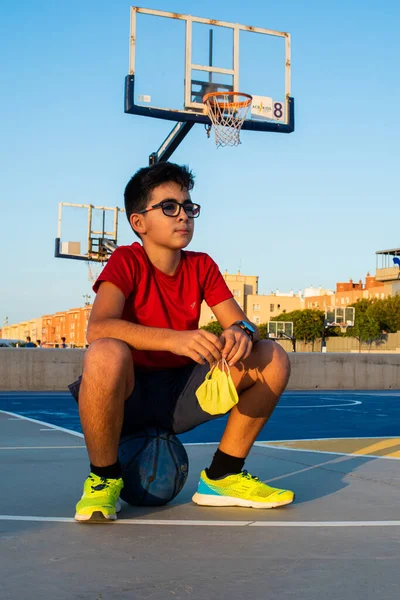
[270,304,274,312]
[277,304,281,309]
[254,316,260,324]
[232,289,240,297]
[253,304,260,311]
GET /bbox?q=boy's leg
[79,338,134,466]
[193,340,294,508]
[219,339,290,458]
[74,338,134,522]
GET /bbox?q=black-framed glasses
[138,199,201,218]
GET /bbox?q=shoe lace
[241,470,259,482]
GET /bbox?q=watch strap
[231,320,254,341]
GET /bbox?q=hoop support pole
[149,121,195,165]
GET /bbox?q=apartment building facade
[304,274,394,312]
[199,270,304,326]
[3,262,400,345]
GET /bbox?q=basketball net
[203,92,252,148]
[87,260,105,286]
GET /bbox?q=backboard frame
[325,307,355,328]
[125,6,295,134]
[267,321,294,340]
[54,203,124,263]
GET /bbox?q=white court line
[1,514,400,527]
[2,411,398,458]
[277,400,362,408]
[40,428,60,431]
[0,410,84,438]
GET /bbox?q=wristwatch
[230,320,255,341]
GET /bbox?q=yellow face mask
[195,358,239,416]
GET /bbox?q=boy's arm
[211,298,261,343]
[87,282,172,350]
[87,282,223,364]
[210,297,260,366]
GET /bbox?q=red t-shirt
[93,242,233,370]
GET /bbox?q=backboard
[325,307,355,329]
[125,7,294,135]
[268,321,294,340]
[54,203,125,263]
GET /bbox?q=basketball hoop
[87,260,105,286]
[203,92,253,148]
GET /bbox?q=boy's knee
[253,340,291,386]
[83,338,132,373]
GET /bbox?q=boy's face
[131,181,195,249]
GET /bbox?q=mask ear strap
[209,361,218,375]
[220,357,229,373]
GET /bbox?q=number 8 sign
[251,96,285,122]
[273,102,284,121]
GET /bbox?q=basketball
[118,427,189,506]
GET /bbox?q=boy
[71,162,294,522]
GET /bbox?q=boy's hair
[26,336,31,342]
[124,162,195,238]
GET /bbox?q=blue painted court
[1,389,400,443]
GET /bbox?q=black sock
[206,449,245,480]
[90,460,122,479]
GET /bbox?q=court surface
[1,389,400,600]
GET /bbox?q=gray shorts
[68,362,221,436]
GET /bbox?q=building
[304,274,390,312]
[41,306,92,347]
[1,318,43,344]
[199,270,304,326]
[5,249,400,341]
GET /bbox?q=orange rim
[203,91,252,109]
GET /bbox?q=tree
[258,323,268,340]
[200,320,223,337]
[272,309,324,351]
[294,309,324,350]
[368,296,400,333]
[346,299,382,352]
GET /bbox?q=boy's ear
[130,213,146,236]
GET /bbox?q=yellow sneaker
[192,469,294,509]
[75,473,124,523]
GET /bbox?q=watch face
[243,321,255,333]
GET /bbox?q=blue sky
[1,0,399,325]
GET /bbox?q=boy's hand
[169,330,223,365]
[220,326,253,367]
